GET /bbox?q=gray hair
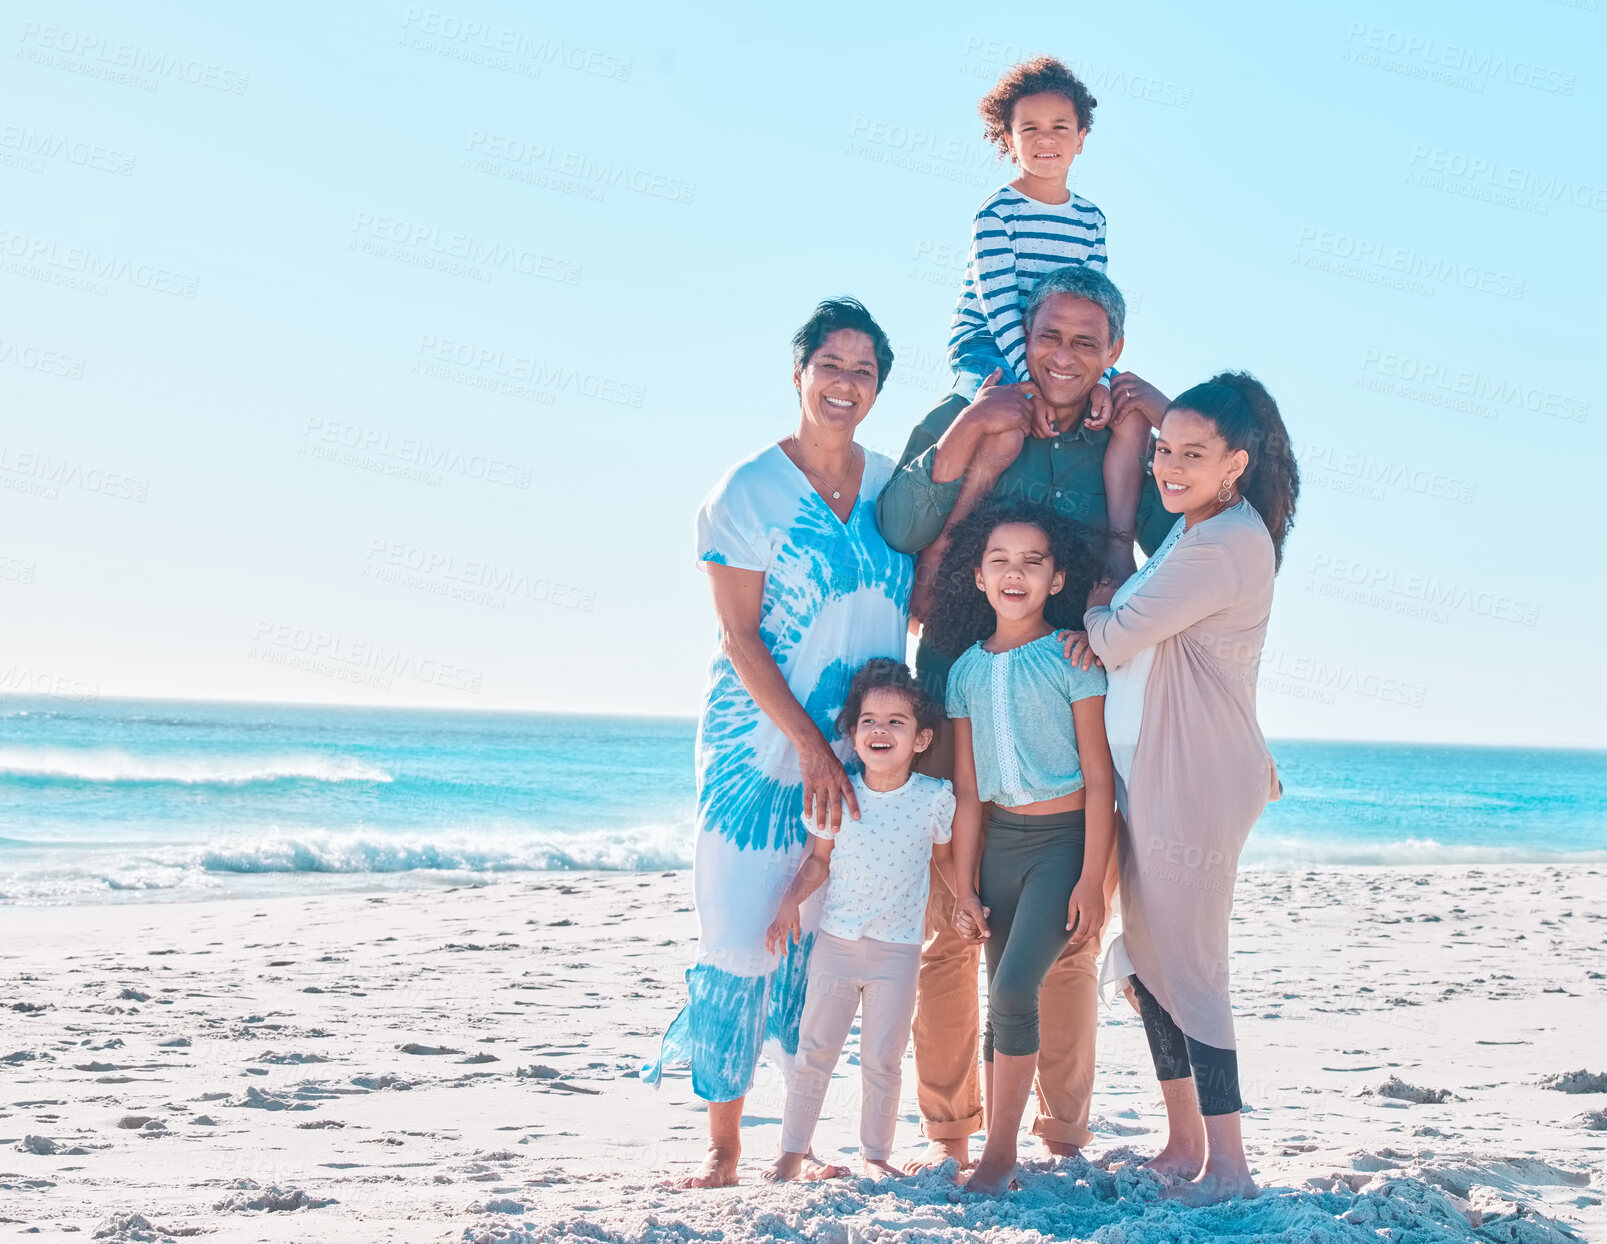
[1023,266,1126,344]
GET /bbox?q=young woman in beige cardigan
[1082,372,1299,1207]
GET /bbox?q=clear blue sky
[2,0,1602,745]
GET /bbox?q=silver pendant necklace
[788,438,856,502]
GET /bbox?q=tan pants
[912,859,1100,1148]
[781,931,921,1161]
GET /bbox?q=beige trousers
[911,860,1100,1148]
[780,931,921,1161]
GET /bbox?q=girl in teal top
[925,499,1117,1195]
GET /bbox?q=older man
[876,266,1171,1171]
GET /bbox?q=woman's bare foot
[672,1145,740,1188]
[901,1137,969,1175]
[1162,1170,1258,1206]
[861,1157,905,1180]
[961,1150,1018,1195]
[1142,1142,1205,1182]
[763,1151,849,1183]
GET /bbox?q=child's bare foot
[861,1157,905,1180]
[961,1150,1018,1195]
[1142,1142,1205,1182]
[901,1136,969,1174]
[762,1151,848,1183]
[671,1145,740,1188]
[1162,1170,1258,1206]
[1041,1139,1080,1159]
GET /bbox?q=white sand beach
[2,865,1604,1243]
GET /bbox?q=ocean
[1,697,1603,906]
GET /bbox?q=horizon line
[3,693,1604,754]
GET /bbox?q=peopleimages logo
[300,417,534,490]
[1408,145,1607,213]
[249,620,484,694]
[1357,349,1588,424]
[0,225,200,298]
[1308,554,1540,628]
[1294,226,1524,300]
[399,8,632,80]
[1342,24,1576,95]
[349,212,582,283]
[0,123,136,175]
[16,21,250,93]
[463,131,694,204]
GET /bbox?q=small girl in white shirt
[763,659,958,1181]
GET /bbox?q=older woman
[644,298,914,1187]
[1083,371,1299,1206]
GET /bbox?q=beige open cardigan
[1084,499,1276,1050]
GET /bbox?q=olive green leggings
[978,806,1087,1059]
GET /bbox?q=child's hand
[1083,382,1114,431]
[952,893,991,942]
[766,901,802,955]
[1066,879,1106,948]
[1085,580,1117,611]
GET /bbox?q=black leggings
[1129,974,1242,1116]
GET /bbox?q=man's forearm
[931,409,992,485]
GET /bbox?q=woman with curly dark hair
[930,499,1116,1194]
[1082,371,1300,1207]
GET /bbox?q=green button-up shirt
[876,392,1175,698]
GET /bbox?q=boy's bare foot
[861,1157,904,1180]
[1142,1143,1205,1182]
[671,1145,740,1188]
[1041,1139,1080,1159]
[901,1137,969,1174]
[961,1151,1018,1195]
[1162,1171,1258,1206]
[762,1151,848,1183]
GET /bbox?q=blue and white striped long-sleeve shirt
[947,185,1108,380]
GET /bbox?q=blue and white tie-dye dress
[644,442,913,1102]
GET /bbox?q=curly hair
[922,501,1104,658]
[978,56,1097,158]
[834,658,941,740]
[1167,372,1301,569]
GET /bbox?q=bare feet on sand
[672,1146,740,1188]
[1142,1143,1205,1182]
[861,1157,905,1180]
[961,1153,1019,1195]
[901,1137,970,1175]
[1162,1171,1259,1206]
[762,1151,850,1183]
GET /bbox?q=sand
[1,864,1603,1243]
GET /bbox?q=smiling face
[1007,91,1087,191]
[1153,408,1250,521]
[794,329,879,436]
[1023,293,1124,414]
[975,521,1064,625]
[851,686,931,780]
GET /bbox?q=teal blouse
[946,632,1107,807]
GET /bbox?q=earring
[1217,480,1234,504]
